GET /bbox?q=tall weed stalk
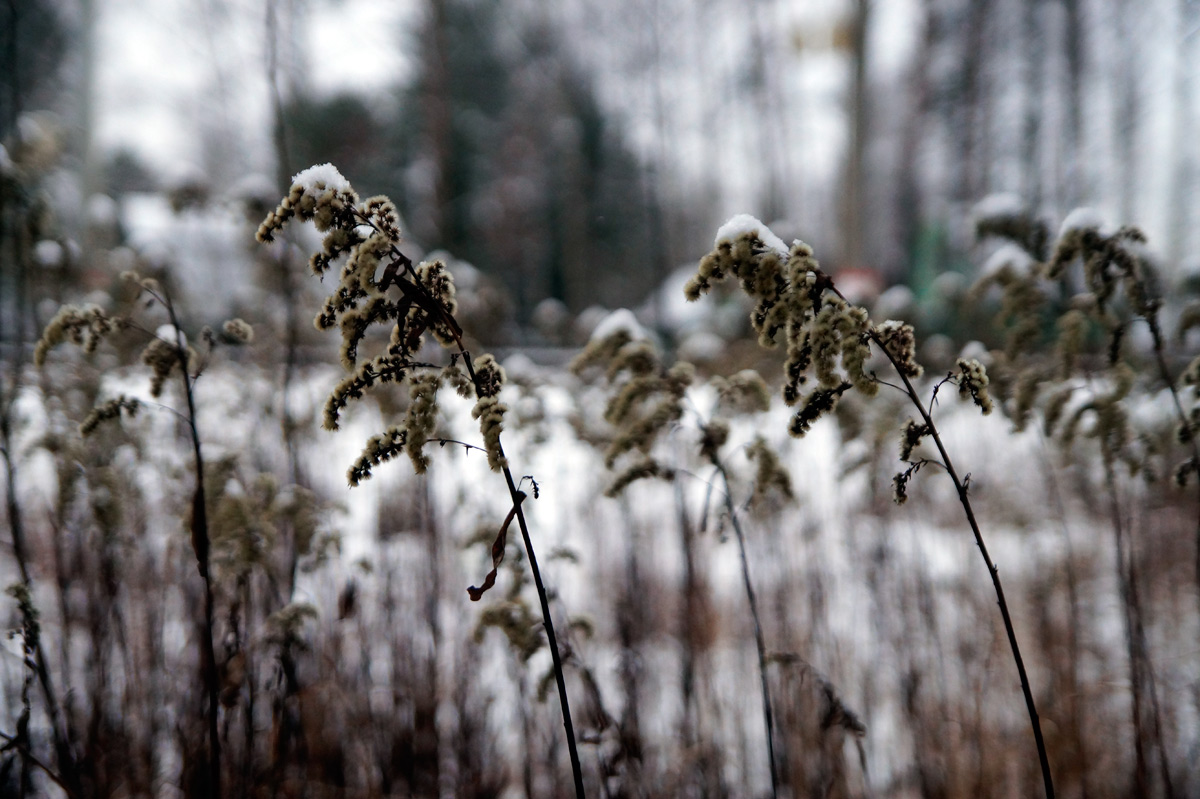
[256,164,586,797]
[971,205,1198,796]
[573,325,864,797]
[35,275,255,797]
[683,217,1055,798]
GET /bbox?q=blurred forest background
[6,0,1200,329]
[3,0,1200,797]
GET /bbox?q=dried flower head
[34,304,116,366]
[347,425,408,487]
[955,358,994,415]
[221,318,254,344]
[713,369,772,416]
[258,164,508,485]
[899,418,930,462]
[404,372,444,474]
[875,321,923,379]
[745,436,794,512]
[256,163,359,246]
[79,395,141,436]
[604,457,674,498]
[687,222,888,437]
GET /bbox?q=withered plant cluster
[3,142,1200,799]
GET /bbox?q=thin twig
[712,457,780,798]
[0,730,77,798]
[1144,313,1200,655]
[363,227,586,797]
[162,290,222,799]
[867,325,1056,799]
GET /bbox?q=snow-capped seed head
[257,163,359,242]
[714,213,789,256]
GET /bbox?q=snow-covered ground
[5,334,1196,794]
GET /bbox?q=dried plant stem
[1,437,78,789]
[163,293,222,799]
[1145,315,1200,633]
[492,394,585,798]
[2,190,81,796]
[1036,431,1091,799]
[1101,456,1174,799]
[373,234,586,797]
[266,0,307,602]
[870,329,1056,799]
[713,460,779,799]
[674,477,700,744]
[0,730,75,798]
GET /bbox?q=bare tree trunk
[1061,0,1087,208]
[841,0,871,269]
[892,0,935,284]
[957,0,990,206]
[1114,0,1140,224]
[424,0,453,246]
[1167,0,1199,265]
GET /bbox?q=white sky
[93,0,417,179]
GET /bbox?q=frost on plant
[971,203,1185,477]
[684,216,935,438]
[571,326,692,494]
[257,164,510,485]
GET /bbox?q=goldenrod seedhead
[788,382,851,438]
[1049,224,1153,317]
[347,425,407,486]
[875,320,923,380]
[416,260,459,346]
[570,329,635,375]
[955,358,994,415]
[34,304,116,366]
[472,396,508,472]
[79,395,141,437]
[699,419,730,461]
[260,165,480,486]
[324,356,407,431]
[898,418,930,462]
[256,163,359,244]
[604,457,673,497]
[265,602,319,649]
[691,226,886,423]
[714,369,772,416]
[1009,367,1047,432]
[443,361,475,398]
[1042,385,1076,438]
[745,436,793,512]
[472,354,505,399]
[222,318,254,344]
[404,372,443,474]
[339,295,394,369]
[141,336,185,398]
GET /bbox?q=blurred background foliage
[6,0,1200,345]
[4,1,1200,797]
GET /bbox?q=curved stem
[872,332,1055,799]
[1145,315,1200,644]
[459,351,585,798]
[341,205,586,795]
[164,294,221,799]
[713,460,780,798]
[503,461,585,797]
[1103,453,1174,799]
